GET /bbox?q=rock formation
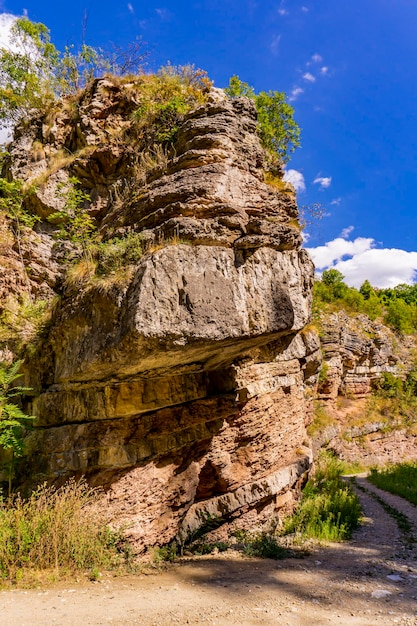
[0,78,320,549]
[318,311,414,399]
[315,311,417,467]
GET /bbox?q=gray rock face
[1,77,319,550]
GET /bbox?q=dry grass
[0,479,127,583]
[264,171,294,193]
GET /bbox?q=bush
[0,478,125,581]
[0,360,34,496]
[384,299,417,334]
[283,452,362,541]
[132,65,212,147]
[225,75,300,164]
[0,17,146,130]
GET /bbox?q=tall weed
[0,478,125,581]
[368,462,417,506]
[283,452,362,541]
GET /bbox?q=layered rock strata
[318,312,414,399]
[1,79,320,548]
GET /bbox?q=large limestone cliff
[1,78,320,549]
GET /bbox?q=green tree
[0,17,59,128]
[0,360,33,495]
[225,75,300,163]
[0,17,138,131]
[359,279,374,300]
[384,299,416,334]
[321,269,348,299]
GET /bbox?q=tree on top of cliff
[0,17,147,131]
[225,75,301,164]
[0,18,58,127]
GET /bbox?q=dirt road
[1,477,416,626]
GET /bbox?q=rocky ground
[1,476,416,625]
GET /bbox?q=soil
[1,476,416,626]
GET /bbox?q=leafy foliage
[48,177,94,248]
[225,75,300,163]
[0,360,33,495]
[313,269,417,333]
[368,365,417,431]
[0,295,49,356]
[283,451,362,541]
[0,18,58,128]
[0,17,148,133]
[132,65,212,146]
[0,178,39,228]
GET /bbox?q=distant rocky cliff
[0,78,321,549]
[315,311,417,467]
[318,311,415,399]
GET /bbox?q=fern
[0,360,34,495]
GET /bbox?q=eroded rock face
[2,78,319,549]
[318,312,414,399]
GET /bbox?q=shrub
[132,65,212,147]
[0,478,125,581]
[0,294,50,355]
[0,17,145,130]
[94,233,144,275]
[283,451,362,541]
[239,531,290,559]
[225,75,300,164]
[0,360,33,496]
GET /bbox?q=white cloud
[313,175,332,189]
[127,3,134,14]
[270,34,281,55]
[330,197,341,206]
[155,8,171,20]
[307,236,375,270]
[307,235,417,288]
[340,225,354,239]
[0,13,17,145]
[288,86,304,101]
[283,169,306,193]
[302,72,315,83]
[311,53,323,63]
[301,6,309,12]
[0,12,16,48]
[320,66,329,75]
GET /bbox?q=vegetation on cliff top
[0,17,300,165]
[314,268,417,334]
[225,74,300,164]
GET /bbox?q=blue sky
[1,0,417,287]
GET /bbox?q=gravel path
[1,478,416,626]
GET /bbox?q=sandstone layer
[0,78,320,549]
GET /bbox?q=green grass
[0,479,129,583]
[367,462,417,506]
[282,451,362,542]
